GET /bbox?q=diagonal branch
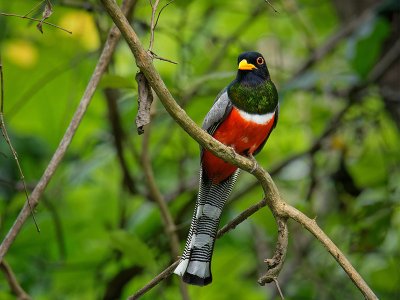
[100,1,378,299]
[0,261,32,300]
[0,0,138,262]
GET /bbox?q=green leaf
[109,230,156,268]
[99,74,136,89]
[348,16,390,79]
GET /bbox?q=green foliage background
[0,0,399,299]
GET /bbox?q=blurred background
[0,0,399,299]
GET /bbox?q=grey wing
[202,89,233,136]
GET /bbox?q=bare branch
[154,0,175,30]
[0,12,72,34]
[0,55,40,232]
[272,278,285,300]
[104,88,137,193]
[23,0,45,18]
[0,261,32,300]
[148,51,178,64]
[0,0,138,262]
[258,216,288,285]
[147,1,177,64]
[148,0,160,52]
[264,0,279,13]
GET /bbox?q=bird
[174,51,279,286]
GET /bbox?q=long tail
[174,169,240,286]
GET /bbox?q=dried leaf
[36,22,43,33]
[36,0,53,34]
[135,72,153,135]
[43,0,53,19]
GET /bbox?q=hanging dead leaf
[135,72,153,135]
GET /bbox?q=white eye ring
[256,57,264,65]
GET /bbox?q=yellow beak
[238,59,257,70]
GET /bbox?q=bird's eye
[256,57,264,65]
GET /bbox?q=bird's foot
[248,154,259,173]
[227,146,236,158]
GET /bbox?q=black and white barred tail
[174,169,240,286]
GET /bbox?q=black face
[237,51,270,80]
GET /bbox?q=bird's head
[236,51,270,83]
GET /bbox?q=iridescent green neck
[227,80,278,114]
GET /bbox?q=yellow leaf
[58,11,100,50]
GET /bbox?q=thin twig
[146,0,177,64]
[264,0,279,13]
[273,277,285,300]
[259,216,288,284]
[217,199,267,238]
[23,0,45,17]
[0,12,72,34]
[154,0,175,29]
[128,261,180,300]
[149,51,178,64]
[0,0,138,262]
[148,0,160,52]
[0,55,40,232]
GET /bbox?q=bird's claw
[227,146,236,158]
[248,154,258,173]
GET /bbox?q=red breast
[202,107,275,183]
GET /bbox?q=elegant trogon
[174,51,279,286]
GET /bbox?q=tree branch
[0,12,72,34]
[0,261,32,300]
[0,0,138,262]
[104,88,137,194]
[258,216,288,285]
[100,1,378,299]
